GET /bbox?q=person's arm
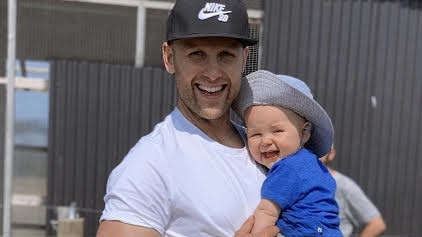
[235,216,280,237]
[359,215,386,237]
[251,199,281,234]
[96,220,161,237]
[97,216,281,237]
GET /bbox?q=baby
[232,70,342,236]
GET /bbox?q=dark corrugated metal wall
[0,86,4,232]
[0,0,6,228]
[47,61,176,237]
[15,0,137,65]
[0,0,4,186]
[0,0,266,69]
[0,0,5,62]
[0,0,166,67]
[262,0,421,236]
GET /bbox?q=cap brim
[167,33,258,46]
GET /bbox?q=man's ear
[162,42,175,74]
[242,46,249,73]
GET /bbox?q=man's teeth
[198,85,223,92]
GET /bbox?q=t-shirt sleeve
[342,177,381,226]
[261,162,301,210]
[99,138,171,235]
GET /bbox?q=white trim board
[0,77,49,92]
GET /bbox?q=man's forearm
[252,199,280,234]
[235,216,280,237]
[96,220,161,237]
[359,216,386,237]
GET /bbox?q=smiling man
[95,0,280,237]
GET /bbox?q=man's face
[163,37,248,122]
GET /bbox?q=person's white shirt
[100,108,266,236]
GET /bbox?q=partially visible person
[232,70,341,236]
[320,147,387,237]
[96,0,280,236]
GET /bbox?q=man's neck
[179,108,244,148]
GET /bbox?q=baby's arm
[251,198,281,234]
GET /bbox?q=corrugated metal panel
[0,0,263,69]
[245,0,263,10]
[0,0,169,67]
[145,8,170,67]
[0,0,5,65]
[47,61,176,237]
[262,0,422,235]
[148,0,263,10]
[15,0,137,64]
[0,0,6,228]
[0,85,4,231]
[246,21,261,75]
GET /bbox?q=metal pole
[134,2,146,68]
[3,0,17,236]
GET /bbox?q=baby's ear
[301,122,312,143]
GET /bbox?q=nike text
[198,3,232,22]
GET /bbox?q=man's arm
[97,218,280,237]
[252,199,281,234]
[359,216,386,237]
[96,220,161,237]
[235,216,280,237]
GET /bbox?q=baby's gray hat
[232,70,334,158]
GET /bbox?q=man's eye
[219,51,237,63]
[219,51,235,58]
[189,51,205,57]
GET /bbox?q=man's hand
[234,216,280,237]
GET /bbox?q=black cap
[166,0,257,46]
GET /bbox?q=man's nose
[203,58,223,80]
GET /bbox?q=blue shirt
[261,149,342,236]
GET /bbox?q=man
[320,147,387,237]
[96,0,279,236]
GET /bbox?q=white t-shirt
[100,108,266,237]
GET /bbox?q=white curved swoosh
[198,10,232,20]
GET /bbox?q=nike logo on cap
[197,3,232,21]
